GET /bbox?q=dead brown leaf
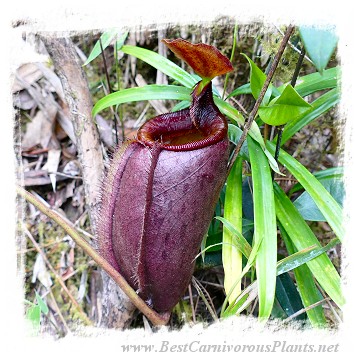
[12,63,43,93]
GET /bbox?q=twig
[42,36,135,328]
[188,284,196,324]
[282,297,330,325]
[274,25,313,65]
[227,25,295,175]
[24,226,92,326]
[192,277,218,322]
[18,185,170,326]
[48,288,71,334]
[271,46,306,180]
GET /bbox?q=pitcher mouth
[137,82,228,151]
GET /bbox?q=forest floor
[14,20,342,336]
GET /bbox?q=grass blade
[273,182,344,308]
[289,166,344,195]
[279,223,327,327]
[275,273,306,320]
[267,141,344,241]
[216,216,252,259]
[281,88,340,144]
[92,85,191,117]
[83,30,126,66]
[277,67,339,97]
[276,238,340,276]
[120,45,197,87]
[248,137,277,321]
[222,157,243,303]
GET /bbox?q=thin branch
[24,227,91,326]
[274,25,313,65]
[282,298,330,325]
[188,284,196,324]
[227,25,295,175]
[18,185,170,326]
[271,46,306,180]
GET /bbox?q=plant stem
[222,22,238,100]
[272,46,306,180]
[227,25,295,175]
[17,185,170,326]
[99,38,119,145]
[290,46,306,87]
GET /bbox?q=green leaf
[276,273,306,320]
[299,26,338,74]
[258,84,312,126]
[216,99,281,174]
[83,30,126,66]
[241,54,274,105]
[26,305,41,333]
[222,157,243,303]
[273,183,344,308]
[195,251,222,271]
[92,85,191,117]
[276,238,340,276]
[227,83,280,100]
[216,217,252,259]
[267,141,344,241]
[278,67,340,98]
[281,88,340,144]
[279,223,327,327]
[293,178,345,221]
[35,291,49,315]
[227,83,252,98]
[227,124,249,160]
[248,137,277,321]
[120,45,197,87]
[290,166,344,194]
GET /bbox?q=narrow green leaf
[227,124,249,160]
[276,273,306,320]
[299,26,338,74]
[215,99,282,175]
[120,45,197,87]
[248,137,277,321]
[274,182,344,308]
[83,30,125,66]
[279,223,327,327]
[258,84,312,126]
[267,141,344,241]
[115,31,129,51]
[276,238,340,276]
[227,83,252,98]
[278,67,340,97]
[222,157,243,303]
[294,178,345,221]
[221,234,263,316]
[216,217,252,259]
[35,291,49,315]
[222,237,339,320]
[92,85,191,117]
[227,82,280,100]
[281,88,340,144]
[241,54,274,105]
[290,167,344,194]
